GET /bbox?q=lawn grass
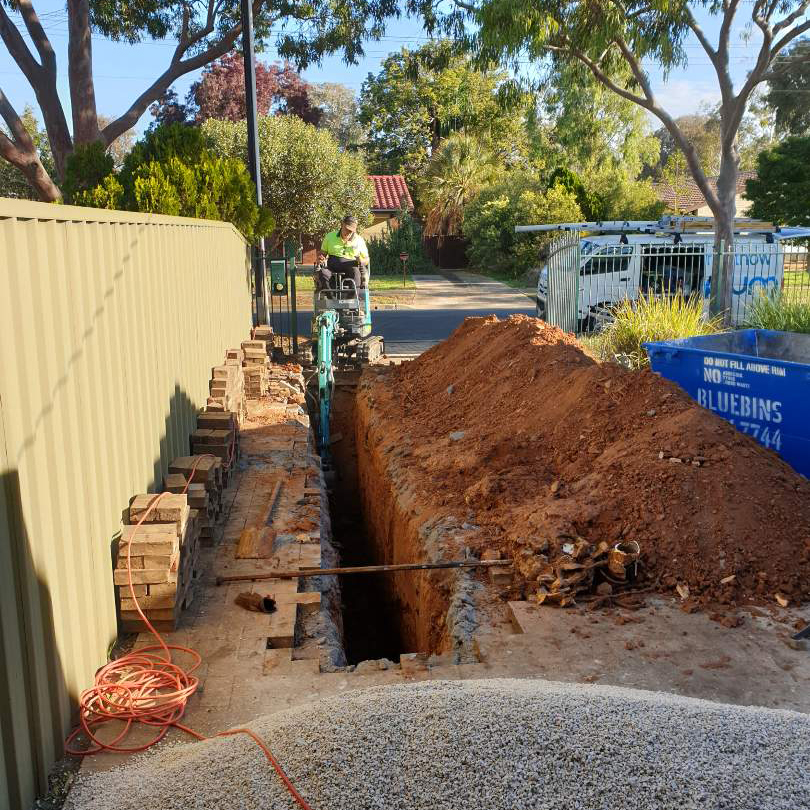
[781,269,810,305]
[293,271,416,291]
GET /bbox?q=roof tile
[368,175,413,212]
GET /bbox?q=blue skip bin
[644,329,810,478]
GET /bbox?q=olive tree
[202,115,373,245]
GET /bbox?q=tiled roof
[368,175,413,212]
[655,170,757,212]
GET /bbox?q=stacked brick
[168,455,226,542]
[242,339,271,399]
[206,363,245,422]
[114,493,199,632]
[190,410,239,482]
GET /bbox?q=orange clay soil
[356,315,810,610]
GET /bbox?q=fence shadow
[0,468,68,809]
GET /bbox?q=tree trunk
[709,128,740,324]
[68,0,100,145]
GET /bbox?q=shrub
[745,291,810,333]
[464,174,582,278]
[597,292,724,369]
[367,210,434,275]
[65,124,272,241]
[62,142,115,204]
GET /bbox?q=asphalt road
[284,273,536,355]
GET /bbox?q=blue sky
[0,1,767,139]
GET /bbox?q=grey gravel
[67,679,810,810]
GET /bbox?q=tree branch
[101,3,271,145]
[16,0,56,73]
[0,86,61,200]
[0,3,42,85]
[771,18,810,57]
[773,0,810,35]
[0,87,34,151]
[564,40,722,216]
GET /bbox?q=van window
[581,245,634,275]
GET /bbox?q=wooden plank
[235,526,276,559]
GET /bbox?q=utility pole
[241,0,266,324]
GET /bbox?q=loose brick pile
[115,493,200,632]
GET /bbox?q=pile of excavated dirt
[359,315,810,610]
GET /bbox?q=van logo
[731,276,779,296]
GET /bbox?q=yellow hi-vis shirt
[321,229,369,265]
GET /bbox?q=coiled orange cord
[66,446,314,810]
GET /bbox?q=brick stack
[207,363,244,420]
[114,493,199,631]
[253,324,274,351]
[163,473,215,546]
[242,339,270,399]
[190,417,238,482]
[168,455,225,542]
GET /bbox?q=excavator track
[357,335,385,364]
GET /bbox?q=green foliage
[358,41,530,184]
[745,137,810,227]
[464,174,582,278]
[202,115,373,245]
[69,124,272,241]
[62,142,115,204]
[597,293,724,369]
[72,174,125,209]
[543,64,660,180]
[766,39,810,137]
[548,167,605,220]
[119,123,207,202]
[419,132,501,237]
[745,291,810,334]
[587,170,664,220]
[367,210,434,275]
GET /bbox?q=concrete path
[412,272,535,310]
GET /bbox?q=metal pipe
[215,558,513,584]
[241,0,266,325]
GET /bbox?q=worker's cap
[342,215,358,227]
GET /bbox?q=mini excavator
[309,261,385,463]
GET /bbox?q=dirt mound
[365,315,810,608]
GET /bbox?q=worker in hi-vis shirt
[317,214,370,292]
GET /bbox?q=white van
[535,232,797,330]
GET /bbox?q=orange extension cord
[65,450,314,810]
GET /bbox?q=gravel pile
[67,679,810,810]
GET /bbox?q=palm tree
[420,132,500,239]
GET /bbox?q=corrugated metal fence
[0,199,252,809]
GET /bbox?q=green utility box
[269,259,287,296]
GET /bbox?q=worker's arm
[356,235,370,271]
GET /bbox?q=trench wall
[354,376,478,658]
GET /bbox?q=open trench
[309,369,476,665]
